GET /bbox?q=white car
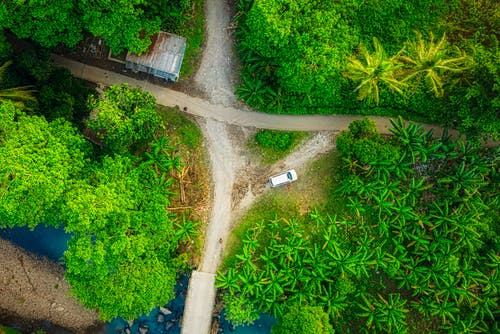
[269,169,298,188]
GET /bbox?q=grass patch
[250,130,308,164]
[177,0,204,79]
[160,105,202,148]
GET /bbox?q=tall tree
[344,37,405,105]
[399,32,472,97]
[0,0,161,54]
[87,84,161,155]
[63,156,179,321]
[0,102,89,228]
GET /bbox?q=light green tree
[344,37,405,105]
[88,84,161,155]
[399,32,472,97]
[0,102,88,228]
[63,155,179,321]
[271,303,334,334]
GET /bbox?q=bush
[271,304,334,334]
[255,130,297,151]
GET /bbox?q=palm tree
[399,32,472,97]
[344,37,405,105]
[0,61,36,109]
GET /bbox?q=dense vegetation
[252,129,306,163]
[0,76,201,320]
[235,0,499,140]
[0,0,196,54]
[218,118,499,333]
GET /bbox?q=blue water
[0,226,274,333]
[0,224,71,261]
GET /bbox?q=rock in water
[165,321,174,331]
[159,306,172,315]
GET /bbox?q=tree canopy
[0,101,89,228]
[0,0,193,54]
[88,84,161,155]
[63,155,179,321]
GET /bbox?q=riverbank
[0,238,101,333]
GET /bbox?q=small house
[125,31,186,82]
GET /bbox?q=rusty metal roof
[125,31,186,79]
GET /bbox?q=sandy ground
[0,239,100,332]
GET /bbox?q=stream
[0,226,274,333]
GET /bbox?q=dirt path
[194,0,239,107]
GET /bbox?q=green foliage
[336,118,399,165]
[344,37,405,105]
[175,0,205,78]
[253,130,306,163]
[399,32,472,97]
[0,102,89,228]
[271,303,334,334]
[0,85,192,321]
[63,155,179,321]
[222,293,260,327]
[160,106,202,148]
[236,0,499,139]
[14,48,94,124]
[88,84,161,155]
[0,61,36,110]
[1,0,83,49]
[0,0,196,55]
[255,130,296,151]
[0,325,22,334]
[0,30,12,61]
[219,118,499,332]
[79,0,161,55]
[358,293,409,333]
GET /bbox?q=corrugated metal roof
[125,31,186,80]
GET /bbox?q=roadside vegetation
[218,118,499,333]
[251,129,308,164]
[234,0,499,140]
[0,0,199,55]
[176,0,205,78]
[0,44,206,321]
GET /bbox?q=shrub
[255,130,296,151]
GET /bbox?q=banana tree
[216,268,241,294]
[357,292,409,333]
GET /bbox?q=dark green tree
[88,84,161,155]
[63,156,179,321]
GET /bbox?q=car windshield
[287,172,292,180]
